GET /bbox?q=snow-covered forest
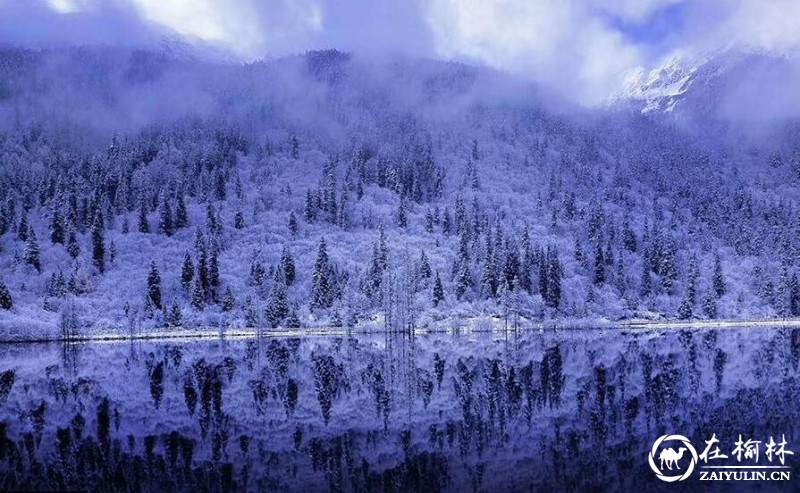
[1,47,800,339]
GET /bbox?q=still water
[0,327,799,492]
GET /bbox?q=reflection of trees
[4,330,800,491]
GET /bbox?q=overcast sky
[1,0,799,104]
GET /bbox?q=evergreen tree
[222,286,235,312]
[24,227,41,273]
[147,262,162,310]
[91,209,105,273]
[158,197,174,236]
[209,245,220,297]
[311,238,334,309]
[50,206,65,245]
[266,282,289,328]
[138,199,150,233]
[175,195,188,229]
[777,264,791,317]
[433,272,445,307]
[67,227,80,259]
[419,251,432,280]
[0,280,12,310]
[17,214,28,242]
[615,255,626,294]
[109,240,117,264]
[545,247,563,309]
[168,301,182,327]
[640,252,652,298]
[593,240,605,285]
[455,259,472,300]
[280,246,296,286]
[191,276,205,310]
[396,199,407,228]
[703,294,717,319]
[677,296,693,320]
[713,253,726,298]
[622,218,637,252]
[181,253,195,291]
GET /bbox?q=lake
[0,327,798,492]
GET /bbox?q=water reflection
[0,328,798,491]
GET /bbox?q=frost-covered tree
[24,227,41,273]
[92,208,105,273]
[138,200,150,233]
[158,197,174,236]
[713,253,726,298]
[67,227,80,259]
[147,262,162,310]
[433,272,445,307]
[222,286,235,312]
[0,281,12,310]
[50,205,65,245]
[234,210,245,229]
[175,195,188,230]
[311,238,335,310]
[181,253,194,291]
[280,246,296,286]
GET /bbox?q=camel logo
[649,434,699,482]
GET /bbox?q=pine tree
[0,280,12,310]
[222,286,235,312]
[455,259,472,300]
[138,200,150,233]
[50,206,65,245]
[593,240,605,285]
[17,214,28,242]
[702,294,717,319]
[175,195,188,229]
[677,296,693,320]
[640,249,652,297]
[92,209,105,273]
[433,272,445,307]
[266,282,289,328]
[615,255,626,294]
[181,253,195,291]
[481,245,498,299]
[288,211,298,236]
[713,253,726,298]
[168,301,182,327]
[147,262,162,310]
[191,276,204,310]
[777,264,791,317]
[419,251,432,279]
[622,218,637,252]
[396,199,407,228]
[209,245,220,297]
[158,197,174,236]
[67,227,80,259]
[546,247,562,309]
[280,246,296,286]
[311,238,334,309]
[25,227,41,273]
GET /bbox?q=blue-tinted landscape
[2,1,800,490]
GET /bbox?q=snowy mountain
[615,48,800,124]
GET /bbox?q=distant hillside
[1,47,800,340]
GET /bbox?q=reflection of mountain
[0,328,798,491]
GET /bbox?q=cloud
[1,0,799,106]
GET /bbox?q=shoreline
[2,317,800,344]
